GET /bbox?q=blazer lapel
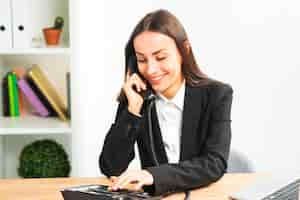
[180,84,203,161]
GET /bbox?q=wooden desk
[0,174,261,200]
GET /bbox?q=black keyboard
[262,178,300,200]
[61,184,162,200]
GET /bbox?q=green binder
[7,73,15,116]
[11,72,20,116]
[7,72,20,117]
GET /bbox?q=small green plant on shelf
[53,16,64,30]
[18,139,71,178]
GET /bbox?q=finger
[131,74,147,88]
[113,172,130,189]
[134,181,145,191]
[133,80,147,93]
[142,84,147,90]
[134,81,141,92]
[119,175,138,189]
[128,78,141,93]
[107,186,113,191]
[116,171,141,189]
[135,81,146,91]
[110,176,118,182]
[115,174,133,189]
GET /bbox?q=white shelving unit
[0,47,71,55]
[0,116,71,135]
[0,0,72,178]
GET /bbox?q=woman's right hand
[122,72,147,116]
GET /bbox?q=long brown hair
[118,9,209,103]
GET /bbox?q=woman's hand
[108,170,154,191]
[122,72,147,116]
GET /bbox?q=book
[2,73,10,116]
[11,72,20,116]
[26,77,57,117]
[27,65,68,121]
[13,67,26,115]
[7,73,16,116]
[66,72,71,119]
[18,78,49,117]
[7,72,20,117]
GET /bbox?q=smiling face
[133,31,184,99]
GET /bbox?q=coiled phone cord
[147,97,190,200]
[147,97,159,166]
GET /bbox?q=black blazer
[99,80,233,195]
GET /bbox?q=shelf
[0,45,70,55]
[0,116,71,135]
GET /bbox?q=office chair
[227,149,254,173]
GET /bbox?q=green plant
[18,139,71,178]
[53,16,64,30]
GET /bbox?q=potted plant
[43,16,64,45]
[18,139,71,178]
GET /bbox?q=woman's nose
[146,60,159,75]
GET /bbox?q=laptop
[230,173,300,200]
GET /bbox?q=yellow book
[27,65,68,121]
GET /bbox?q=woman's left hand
[109,170,154,191]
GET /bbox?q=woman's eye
[157,57,167,61]
[137,59,146,63]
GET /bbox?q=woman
[99,9,233,196]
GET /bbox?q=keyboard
[61,184,162,200]
[230,174,300,200]
[262,178,300,200]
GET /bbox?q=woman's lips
[148,74,166,85]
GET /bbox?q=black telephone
[61,184,162,200]
[61,56,161,200]
[127,55,154,101]
[127,54,159,166]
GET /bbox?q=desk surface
[0,174,261,200]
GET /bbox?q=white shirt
[155,80,185,163]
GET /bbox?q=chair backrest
[227,149,254,173]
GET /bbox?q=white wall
[70,0,105,177]
[73,0,300,177]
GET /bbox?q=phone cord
[147,99,190,200]
[147,99,159,166]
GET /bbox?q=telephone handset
[127,55,159,166]
[127,55,155,101]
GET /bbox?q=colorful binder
[13,67,26,115]
[2,73,10,116]
[66,72,71,119]
[11,72,20,116]
[27,65,68,121]
[18,78,49,117]
[7,72,20,116]
[26,76,57,117]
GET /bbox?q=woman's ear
[183,40,191,54]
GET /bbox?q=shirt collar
[156,79,186,110]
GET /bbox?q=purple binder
[17,78,49,117]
